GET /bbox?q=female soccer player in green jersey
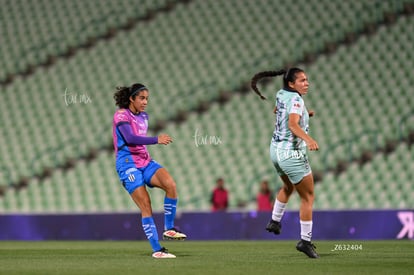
[251,68,319,258]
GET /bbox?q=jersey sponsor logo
[276,149,305,162]
[116,112,128,121]
[292,97,302,109]
[125,167,138,174]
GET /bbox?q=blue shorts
[117,160,163,194]
[270,143,312,184]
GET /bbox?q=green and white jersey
[271,89,309,150]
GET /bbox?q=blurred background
[0,0,413,216]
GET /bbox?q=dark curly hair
[250,68,304,100]
[113,83,147,108]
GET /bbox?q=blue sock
[164,197,177,230]
[142,216,162,252]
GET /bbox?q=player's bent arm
[118,123,158,145]
[288,113,319,150]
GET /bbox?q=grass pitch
[0,240,413,274]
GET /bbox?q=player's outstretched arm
[118,123,158,145]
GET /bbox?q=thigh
[280,174,294,188]
[280,150,311,184]
[279,174,295,196]
[270,145,286,177]
[150,167,176,190]
[142,160,163,187]
[130,185,152,216]
[294,173,315,197]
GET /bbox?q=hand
[305,137,319,151]
[308,110,315,117]
[157,134,172,145]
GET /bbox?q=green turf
[0,240,413,275]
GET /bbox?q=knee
[166,177,176,189]
[282,184,294,196]
[164,178,177,195]
[301,191,314,204]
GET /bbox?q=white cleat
[152,247,176,259]
[163,228,187,240]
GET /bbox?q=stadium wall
[0,210,413,240]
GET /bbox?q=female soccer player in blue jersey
[113,83,186,259]
[251,68,319,258]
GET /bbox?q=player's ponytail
[113,86,132,109]
[250,70,286,100]
[251,68,304,100]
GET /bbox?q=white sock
[300,220,313,242]
[271,199,286,222]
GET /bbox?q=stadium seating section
[0,0,413,212]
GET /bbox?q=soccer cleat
[265,220,282,235]
[296,239,319,258]
[152,247,176,259]
[163,227,187,240]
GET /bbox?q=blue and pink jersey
[113,108,158,169]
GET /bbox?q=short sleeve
[113,109,130,126]
[289,96,304,115]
